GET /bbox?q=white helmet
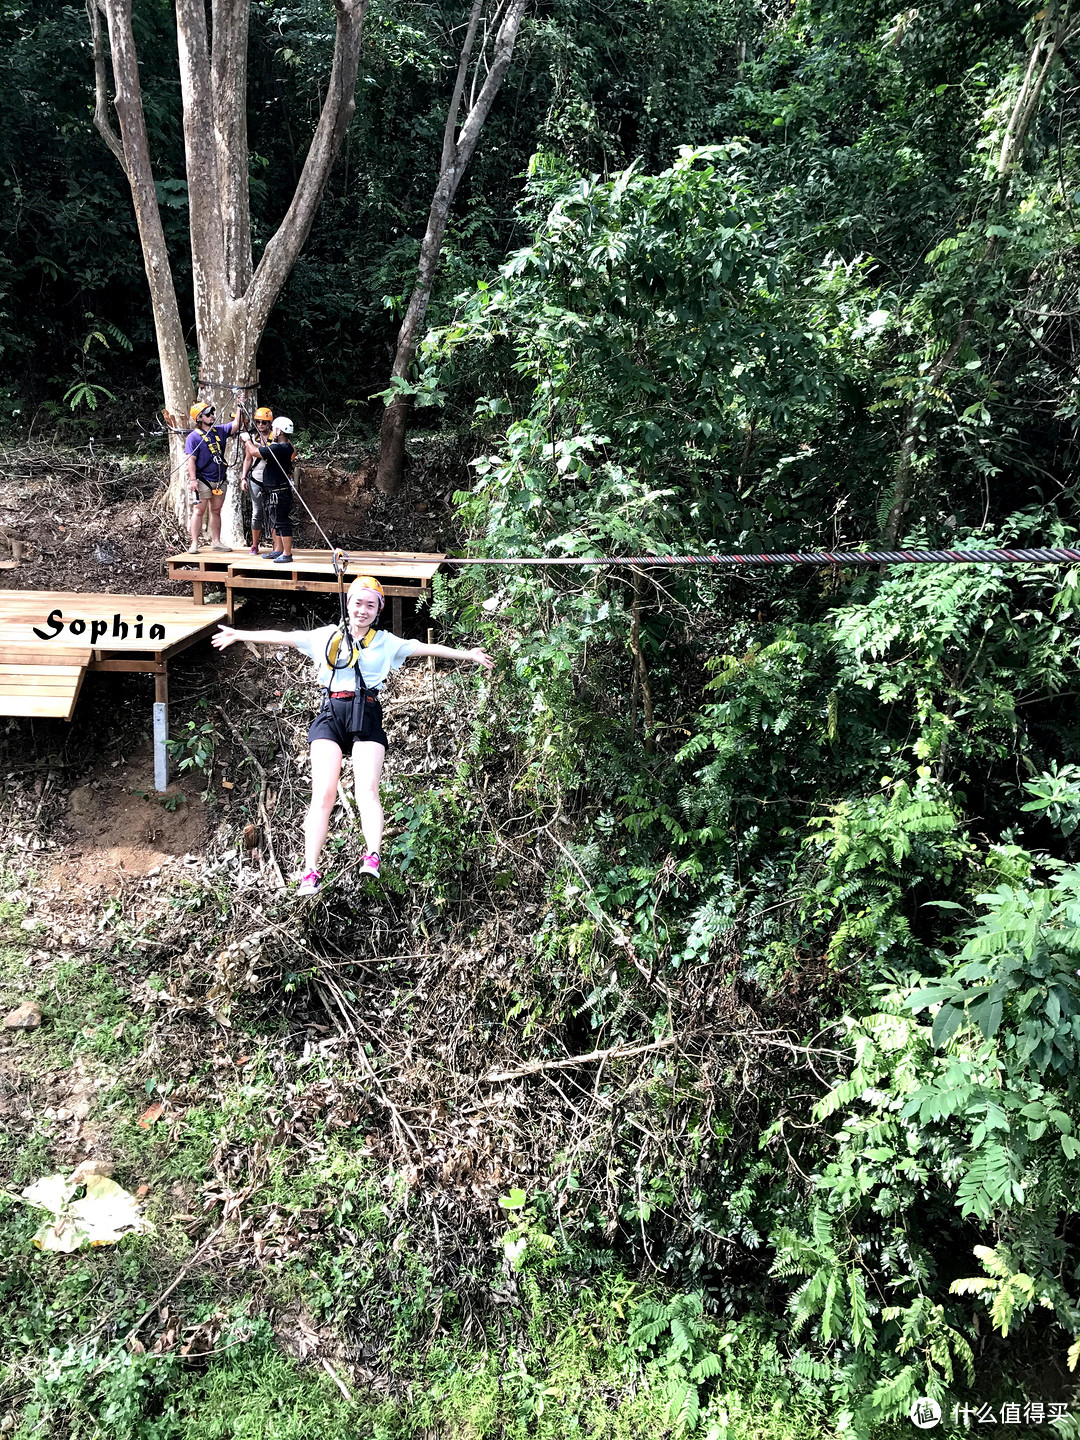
[273,416,294,435]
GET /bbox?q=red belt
[329,690,378,700]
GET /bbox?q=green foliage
[629,1292,728,1436]
[165,718,219,775]
[759,858,1080,1424]
[909,864,1080,1076]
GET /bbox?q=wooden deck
[165,546,443,629]
[0,590,229,786]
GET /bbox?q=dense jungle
[2,0,1080,1435]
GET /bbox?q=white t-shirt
[242,432,266,487]
[294,624,420,692]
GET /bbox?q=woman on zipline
[211,576,493,894]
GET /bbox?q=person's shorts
[267,485,292,538]
[307,694,388,753]
[194,477,227,502]
[249,481,267,530]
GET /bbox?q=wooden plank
[0,593,227,617]
[0,696,80,719]
[226,562,441,582]
[87,659,166,674]
[0,648,92,666]
[0,590,227,659]
[0,671,85,687]
[0,681,81,692]
[0,662,85,720]
[165,546,445,565]
[221,576,426,598]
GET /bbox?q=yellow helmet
[253,406,273,422]
[350,575,385,611]
[189,400,215,422]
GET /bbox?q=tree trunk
[376,0,529,495]
[630,571,655,753]
[195,336,260,549]
[92,0,194,507]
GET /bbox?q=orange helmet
[253,406,273,422]
[189,400,215,422]
[349,575,385,611]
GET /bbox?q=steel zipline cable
[438,546,1080,569]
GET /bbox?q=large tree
[375,0,528,494]
[89,0,366,536]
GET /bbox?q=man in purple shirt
[186,400,242,553]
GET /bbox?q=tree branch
[246,0,367,333]
[376,0,527,491]
[482,1035,678,1084]
[175,0,227,344]
[87,0,127,176]
[440,0,484,175]
[96,0,192,423]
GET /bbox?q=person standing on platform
[241,416,296,564]
[186,401,242,553]
[240,406,275,555]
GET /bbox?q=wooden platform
[0,590,229,786]
[165,546,443,629]
[0,660,88,720]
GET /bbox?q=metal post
[153,670,169,792]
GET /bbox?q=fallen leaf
[138,1102,165,1129]
[135,1184,150,1199]
[22,1175,77,1213]
[221,779,235,790]
[20,1173,150,1251]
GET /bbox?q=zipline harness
[319,548,380,737]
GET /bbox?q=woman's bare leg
[304,739,343,871]
[352,741,386,855]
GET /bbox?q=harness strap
[321,548,379,733]
[194,424,228,493]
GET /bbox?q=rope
[440,547,1080,568]
[282,469,338,553]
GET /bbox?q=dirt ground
[47,744,208,890]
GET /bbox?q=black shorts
[307,694,388,753]
[267,486,292,537]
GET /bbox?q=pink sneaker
[248,545,260,556]
[359,852,380,879]
[297,869,322,895]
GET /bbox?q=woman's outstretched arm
[408,642,494,670]
[212,625,305,651]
